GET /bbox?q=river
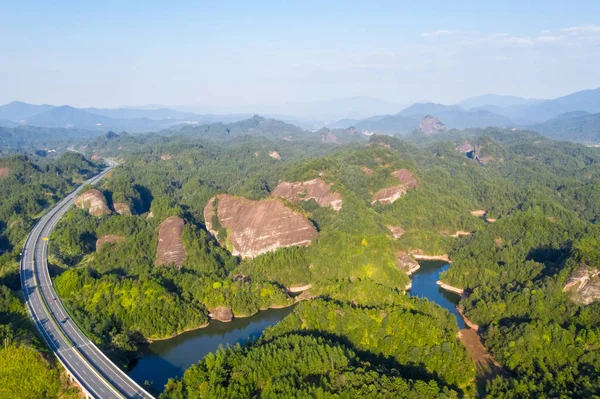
[128,305,296,394]
[129,260,464,394]
[408,260,466,329]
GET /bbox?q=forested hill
[30,125,600,397]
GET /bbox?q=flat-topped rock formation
[155,216,186,267]
[75,189,111,216]
[96,235,124,251]
[272,178,342,211]
[371,169,418,205]
[204,194,318,258]
[564,265,600,305]
[113,202,132,216]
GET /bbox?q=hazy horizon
[2,1,599,109]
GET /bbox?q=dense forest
[0,153,102,398]
[4,122,600,398]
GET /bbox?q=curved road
[20,160,154,399]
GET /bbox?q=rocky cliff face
[320,130,338,143]
[396,252,420,275]
[268,151,281,160]
[564,265,600,305]
[391,169,418,189]
[155,216,186,267]
[272,178,342,211]
[419,115,445,135]
[372,169,418,205]
[75,189,111,216]
[204,194,318,258]
[209,306,234,322]
[113,202,132,216]
[456,141,474,153]
[96,235,125,251]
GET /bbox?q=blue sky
[1,0,599,108]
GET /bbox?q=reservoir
[409,260,466,329]
[129,261,464,394]
[128,305,295,394]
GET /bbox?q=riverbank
[148,300,300,342]
[436,280,464,295]
[412,254,451,262]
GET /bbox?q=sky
[1,0,599,109]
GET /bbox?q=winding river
[128,306,295,394]
[408,260,466,329]
[128,260,464,394]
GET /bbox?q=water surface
[409,260,466,329]
[128,305,295,393]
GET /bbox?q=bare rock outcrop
[391,169,419,189]
[387,225,405,239]
[272,178,342,211]
[564,265,600,305]
[321,130,338,143]
[91,155,101,161]
[0,167,9,178]
[209,306,234,322]
[96,235,124,251]
[419,115,445,135]
[371,169,418,205]
[113,202,132,216]
[75,189,111,216]
[155,216,186,267]
[204,194,318,258]
[397,252,420,275]
[268,151,281,160]
[456,141,474,153]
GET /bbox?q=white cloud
[560,25,600,34]
[421,29,457,37]
[536,35,564,44]
[503,36,534,47]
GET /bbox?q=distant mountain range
[1,87,600,143]
[335,88,600,141]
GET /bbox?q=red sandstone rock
[75,189,111,216]
[204,194,318,258]
[456,141,474,153]
[419,115,445,135]
[272,178,342,211]
[268,151,281,160]
[321,131,338,143]
[155,216,186,267]
[372,186,407,205]
[113,202,132,216]
[396,252,420,275]
[0,167,9,177]
[96,235,124,251]
[91,155,101,161]
[564,265,600,305]
[209,306,234,322]
[371,169,418,205]
[391,169,418,189]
